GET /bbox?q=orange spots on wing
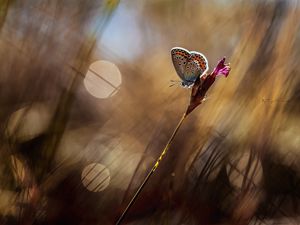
[174,51,189,58]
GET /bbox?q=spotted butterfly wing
[190,51,209,78]
[171,47,189,82]
[171,47,209,87]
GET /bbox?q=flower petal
[212,57,231,78]
[185,56,231,115]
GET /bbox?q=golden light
[6,103,53,141]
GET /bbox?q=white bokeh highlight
[84,60,122,99]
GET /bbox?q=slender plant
[116,57,231,225]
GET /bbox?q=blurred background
[0,0,299,224]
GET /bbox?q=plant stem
[116,112,187,225]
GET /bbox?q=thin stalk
[116,112,187,225]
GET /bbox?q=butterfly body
[171,47,209,88]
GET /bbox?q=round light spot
[81,163,110,192]
[84,60,122,99]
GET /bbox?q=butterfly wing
[189,51,209,79]
[184,59,202,82]
[171,47,190,82]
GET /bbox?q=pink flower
[185,57,231,115]
[211,57,231,78]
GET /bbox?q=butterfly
[171,47,209,88]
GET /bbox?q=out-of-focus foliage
[0,0,299,225]
[0,0,13,29]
